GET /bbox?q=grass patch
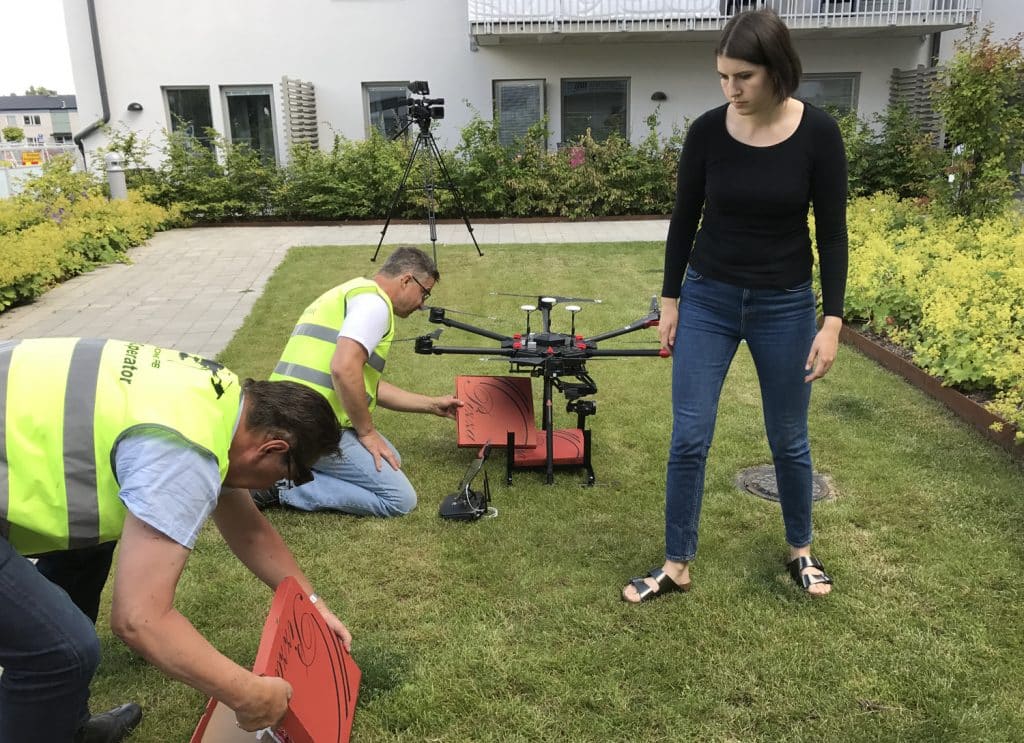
[92,243,1024,742]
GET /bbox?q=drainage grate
[736,465,832,503]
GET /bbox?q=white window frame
[493,79,546,149]
[163,86,215,150]
[560,77,630,144]
[220,85,279,163]
[363,82,410,139]
[797,73,860,115]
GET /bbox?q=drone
[415,294,667,485]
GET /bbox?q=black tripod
[371,118,482,264]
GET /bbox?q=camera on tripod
[405,81,445,130]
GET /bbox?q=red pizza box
[455,375,537,449]
[191,576,360,743]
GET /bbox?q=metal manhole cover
[736,465,833,503]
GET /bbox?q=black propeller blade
[489,292,602,304]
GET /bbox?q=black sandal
[621,568,691,603]
[786,555,833,594]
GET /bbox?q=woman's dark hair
[716,9,802,102]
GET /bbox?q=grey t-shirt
[114,427,222,548]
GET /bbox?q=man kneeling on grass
[255,246,462,517]
[0,338,351,742]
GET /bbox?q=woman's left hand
[804,316,842,382]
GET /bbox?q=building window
[23,115,41,126]
[364,83,409,139]
[494,79,545,148]
[221,85,278,163]
[164,87,215,150]
[797,73,860,115]
[561,78,628,144]
[5,115,16,126]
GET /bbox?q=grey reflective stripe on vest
[0,339,22,540]
[273,361,334,389]
[293,322,386,372]
[64,339,105,549]
[292,323,339,344]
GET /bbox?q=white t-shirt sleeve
[338,292,390,355]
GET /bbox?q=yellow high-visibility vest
[270,278,394,426]
[0,338,240,555]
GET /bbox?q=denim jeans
[279,429,417,517]
[35,541,117,624]
[665,267,818,562]
[0,537,99,741]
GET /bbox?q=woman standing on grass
[622,8,848,602]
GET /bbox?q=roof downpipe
[73,0,110,168]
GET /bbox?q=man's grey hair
[379,246,440,282]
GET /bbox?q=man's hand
[429,395,463,419]
[804,316,842,382]
[357,429,400,472]
[314,600,353,652]
[234,675,292,731]
[659,298,679,354]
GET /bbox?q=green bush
[836,104,942,199]
[2,126,24,143]
[277,134,412,220]
[140,128,278,221]
[91,106,686,222]
[932,26,1024,218]
[0,161,178,312]
[842,193,1024,439]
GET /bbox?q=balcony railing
[468,0,980,39]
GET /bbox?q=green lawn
[91,243,1024,742]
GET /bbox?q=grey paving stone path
[0,220,669,357]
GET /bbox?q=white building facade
[62,0,996,167]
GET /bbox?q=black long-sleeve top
[662,102,849,318]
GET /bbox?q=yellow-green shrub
[0,192,178,312]
[842,193,1024,440]
[0,197,48,235]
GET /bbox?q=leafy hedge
[99,112,684,222]
[842,193,1024,439]
[0,157,179,312]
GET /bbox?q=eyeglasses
[410,274,431,301]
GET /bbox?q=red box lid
[455,375,537,449]
[191,576,360,743]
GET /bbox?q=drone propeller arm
[579,297,660,344]
[585,347,665,358]
[416,343,517,357]
[428,307,511,342]
[582,313,659,344]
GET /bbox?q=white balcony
[468,0,981,44]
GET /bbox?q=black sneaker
[250,486,280,510]
[75,703,143,743]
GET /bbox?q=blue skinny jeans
[665,267,818,562]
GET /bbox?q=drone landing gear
[453,375,598,486]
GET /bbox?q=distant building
[0,95,79,145]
